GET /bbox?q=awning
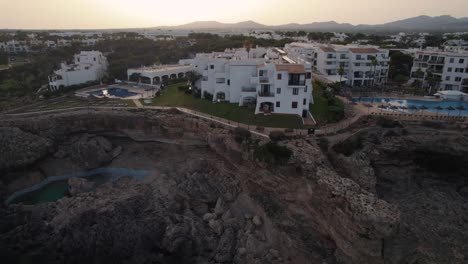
[322,75,348,83]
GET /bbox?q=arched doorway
[216,92,226,101]
[153,76,161,84]
[178,72,184,79]
[259,102,274,113]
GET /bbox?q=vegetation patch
[310,81,345,124]
[332,134,363,156]
[254,142,292,165]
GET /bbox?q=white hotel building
[410,49,468,92]
[48,51,108,91]
[130,48,313,117]
[187,49,313,117]
[284,42,390,87]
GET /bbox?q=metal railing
[258,91,275,97]
[288,80,306,86]
[242,87,257,92]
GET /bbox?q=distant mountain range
[155,15,468,32]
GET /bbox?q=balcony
[259,77,270,83]
[242,86,257,92]
[258,91,275,97]
[288,80,306,86]
[462,79,468,86]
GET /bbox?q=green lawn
[310,82,344,125]
[144,83,304,128]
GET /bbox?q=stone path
[133,99,143,107]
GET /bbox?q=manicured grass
[309,82,344,125]
[145,83,304,128]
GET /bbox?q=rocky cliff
[0,110,461,263]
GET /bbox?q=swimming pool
[89,87,138,98]
[352,97,468,116]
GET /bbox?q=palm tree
[446,106,455,116]
[338,66,345,86]
[419,105,428,115]
[415,68,424,89]
[244,40,252,59]
[456,105,466,116]
[408,105,418,115]
[370,56,379,87]
[434,105,443,115]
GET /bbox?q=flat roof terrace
[128,64,192,73]
[127,64,194,84]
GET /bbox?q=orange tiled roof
[275,64,306,73]
[349,48,379,53]
[320,47,336,52]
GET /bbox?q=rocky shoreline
[0,110,466,263]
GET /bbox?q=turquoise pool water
[7,168,151,205]
[353,97,468,116]
[89,87,138,98]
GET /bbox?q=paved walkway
[133,99,143,107]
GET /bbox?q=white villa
[127,47,314,118]
[410,49,468,92]
[285,42,390,86]
[48,51,108,91]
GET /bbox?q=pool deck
[76,84,159,100]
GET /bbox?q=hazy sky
[2,0,468,29]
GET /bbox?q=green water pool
[7,168,151,205]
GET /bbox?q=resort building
[48,51,108,91]
[1,40,30,53]
[129,47,314,117]
[187,48,313,117]
[284,42,390,86]
[410,49,468,92]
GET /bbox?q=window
[448,67,452,72]
[449,58,454,63]
[303,99,307,105]
[93,57,96,61]
[276,102,280,108]
[455,68,464,73]
[306,72,311,79]
[292,102,298,108]
[293,88,299,95]
[355,63,361,67]
[227,79,230,85]
[455,77,462,82]
[277,73,282,80]
[304,86,308,93]
[460,59,465,64]
[215,78,225,83]
[446,76,450,81]
[276,88,281,94]
[210,65,214,69]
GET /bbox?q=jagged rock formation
[331,125,468,263]
[0,127,51,171]
[0,110,464,264]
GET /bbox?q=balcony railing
[258,91,275,97]
[288,80,306,86]
[242,87,257,92]
[259,77,270,83]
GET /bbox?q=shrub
[234,127,251,143]
[269,131,286,141]
[203,91,213,101]
[254,142,292,165]
[376,117,402,128]
[209,122,216,128]
[332,134,363,156]
[317,137,329,152]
